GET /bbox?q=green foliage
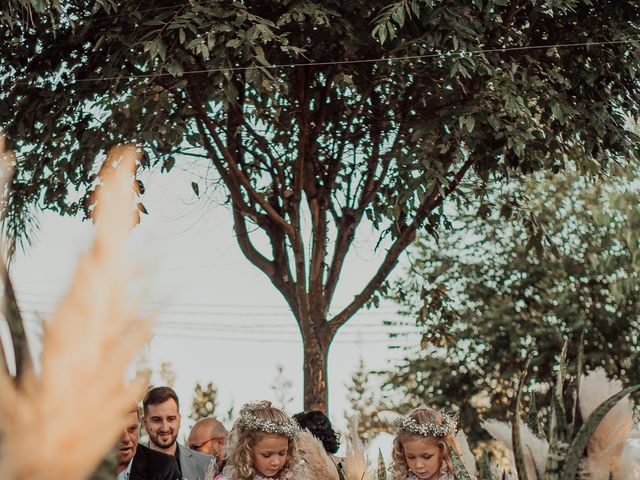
[473,349,638,480]
[345,357,393,444]
[450,447,472,480]
[190,381,218,422]
[512,357,531,480]
[270,362,294,410]
[478,449,492,480]
[376,449,387,480]
[2,0,639,249]
[3,0,640,409]
[385,170,640,441]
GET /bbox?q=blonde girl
[390,406,460,480]
[221,401,301,480]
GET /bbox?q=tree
[345,356,391,445]
[271,362,295,411]
[190,381,219,422]
[385,169,640,441]
[2,1,640,411]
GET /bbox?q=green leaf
[163,157,176,172]
[512,357,531,480]
[526,394,545,439]
[478,449,493,480]
[376,448,386,480]
[137,202,148,214]
[450,447,472,480]
[392,6,405,27]
[410,0,420,18]
[379,23,388,44]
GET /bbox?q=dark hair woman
[293,411,344,480]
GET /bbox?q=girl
[391,406,460,480]
[221,401,301,480]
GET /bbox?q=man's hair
[142,386,180,415]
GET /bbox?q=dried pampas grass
[482,419,548,480]
[344,421,371,480]
[579,367,635,480]
[298,430,340,480]
[0,144,152,480]
[618,435,640,480]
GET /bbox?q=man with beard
[117,406,180,480]
[142,387,215,480]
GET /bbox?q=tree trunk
[302,334,330,413]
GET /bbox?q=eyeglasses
[189,436,220,451]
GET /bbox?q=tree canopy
[384,168,640,441]
[2,0,640,410]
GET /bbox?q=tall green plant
[457,344,639,480]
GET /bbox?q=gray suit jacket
[176,443,215,480]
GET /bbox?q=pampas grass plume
[482,419,548,480]
[298,430,340,480]
[0,144,152,480]
[579,367,635,480]
[344,421,371,480]
[618,435,640,480]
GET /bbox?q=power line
[13,290,401,311]
[16,307,402,319]
[9,38,639,87]
[13,310,417,331]
[149,331,418,344]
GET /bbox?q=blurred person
[142,386,215,480]
[188,418,228,477]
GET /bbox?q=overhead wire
[8,38,640,87]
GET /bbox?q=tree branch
[327,156,475,335]
[232,205,275,278]
[291,65,310,322]
[193,102,294,238]
[1,256,31,378]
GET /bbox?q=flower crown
[393,408,457,438]
[236,401,299,440]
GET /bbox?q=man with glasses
[187,418,227,478]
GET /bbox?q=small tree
[386,169,640,440]
[158,361,177,389]
[190,381,219,422]
[345,357,391,445]
[271,362,295,411]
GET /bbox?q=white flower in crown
[237,401,300,440]
[393,409,457,438]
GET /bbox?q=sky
[6,156,422,444]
